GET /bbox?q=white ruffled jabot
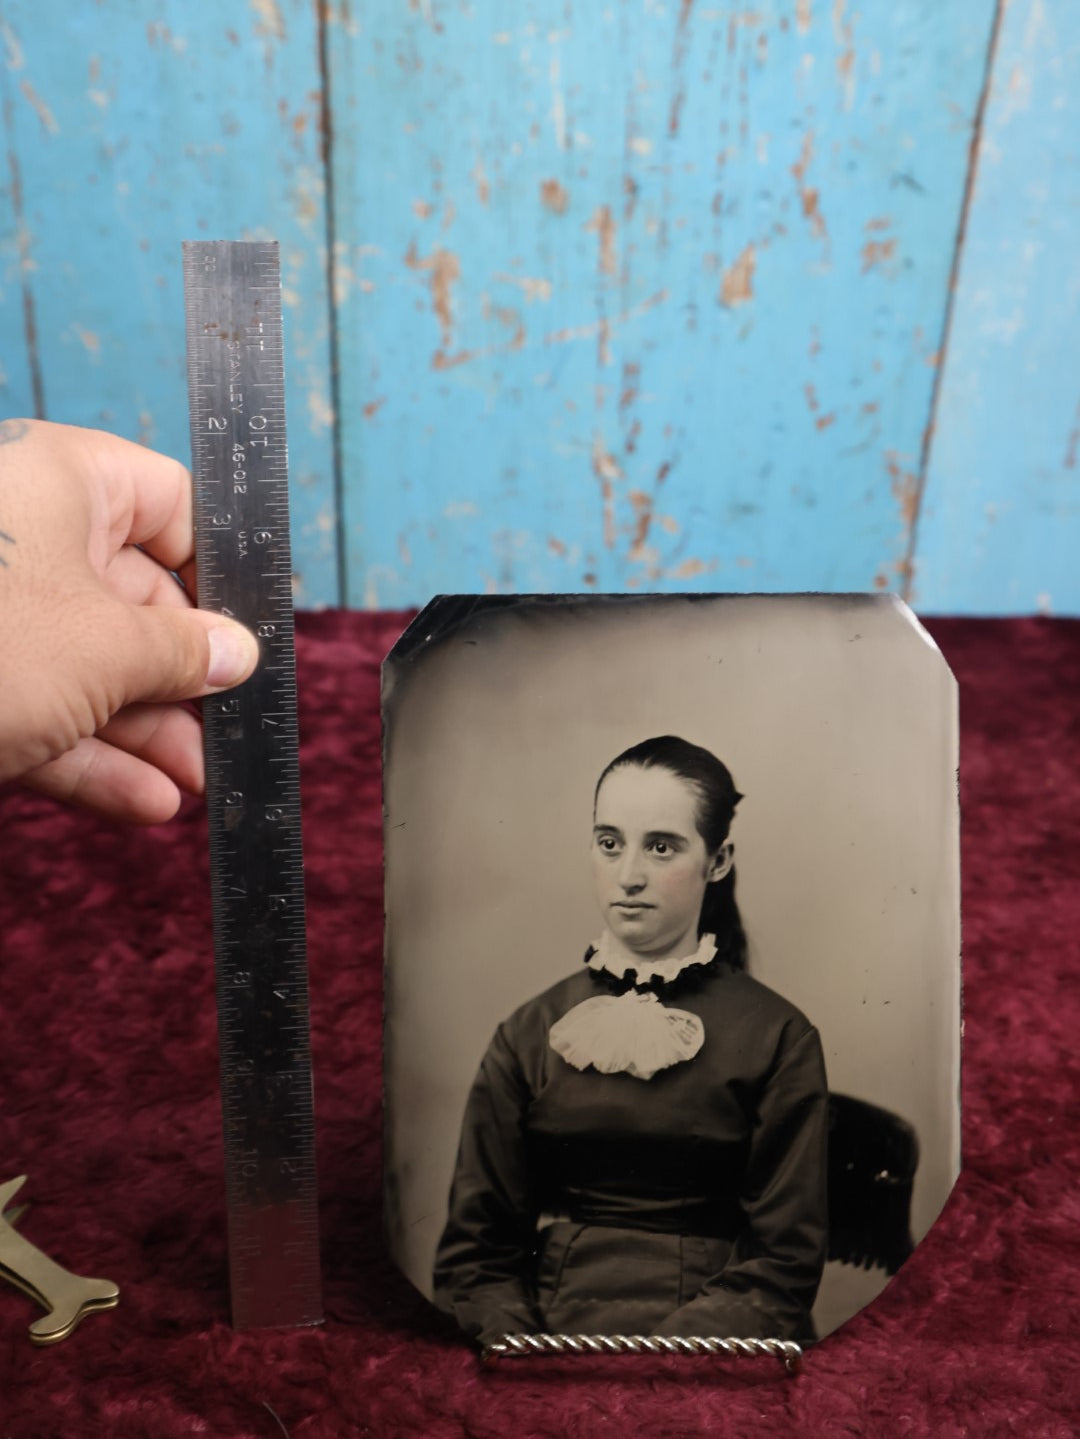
[548,933,718,1082]
[549,991,703,1081]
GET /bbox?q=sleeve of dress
[432,1020,543,1344]
[655,1023,829,1340]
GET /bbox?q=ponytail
[700,868,747,971]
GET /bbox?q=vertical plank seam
[901,0,1006,603]
[1,92,45,420]
[316,0,346,608]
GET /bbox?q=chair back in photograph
[827,1093,920,1276]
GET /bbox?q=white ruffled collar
[586,930,719,991]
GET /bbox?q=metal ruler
[182,240,322,1330]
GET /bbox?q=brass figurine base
[0,1176,119,1345]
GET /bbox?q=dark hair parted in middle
[594,735,747,970]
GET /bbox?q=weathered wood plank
[327,0,998,606]
[0,24,41,420]
[0,2,338,605]
[916,0,1078,615]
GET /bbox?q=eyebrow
[593,825,690,846]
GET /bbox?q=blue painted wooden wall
[1,1,1076,614]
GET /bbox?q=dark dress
[434,956,828,1343]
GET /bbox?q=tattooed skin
[0,419,30,446]
[0,421,29,564]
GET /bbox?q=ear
[706,841,734,884]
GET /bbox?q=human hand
[0,418,259,823]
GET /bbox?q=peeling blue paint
[0,1,337,605]
[1,2,1075,614]
[917,0,1079,615]
[327,1,998,605]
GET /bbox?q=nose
[616,847,646,892]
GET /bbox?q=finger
[175,557,198,599]
[105,601,260,707]
[69,423,196,573]
[97,702,206,796]
[21,734,185,826]
[103,545,194,610]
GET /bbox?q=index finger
[77,424,196,574]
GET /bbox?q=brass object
[481,1333,803,1373]
[0,1176,119,1345]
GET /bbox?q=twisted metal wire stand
[481,1334,803,1374]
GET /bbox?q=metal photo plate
[381,594,960,1348]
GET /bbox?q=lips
[613,902,653,911]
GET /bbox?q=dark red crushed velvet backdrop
[1,613,1077,1438]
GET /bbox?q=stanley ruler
[183,240,322,1329]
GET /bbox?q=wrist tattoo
[0,419,30,446]
[0,530,14,567]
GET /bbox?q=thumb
[115,602,261,706]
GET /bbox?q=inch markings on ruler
[183,240,323,1331]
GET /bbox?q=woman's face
[591,763,733,961]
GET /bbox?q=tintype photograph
[381,594,960,1344]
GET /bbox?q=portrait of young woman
[432,734,829,1343]
[382,594,960,1345]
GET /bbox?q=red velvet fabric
[1,614,1077,1437]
